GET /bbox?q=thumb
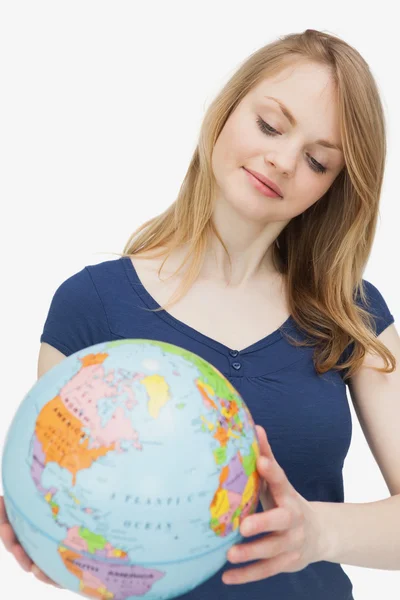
[0,497,9,526]
[255,424,270,458]
[254,426,277,511]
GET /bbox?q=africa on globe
[1,339,261,600]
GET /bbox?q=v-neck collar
[121,256,296,355]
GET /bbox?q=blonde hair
[107,28,396,383]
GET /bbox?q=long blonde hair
[108,28,396,383]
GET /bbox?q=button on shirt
[39,257,395,600]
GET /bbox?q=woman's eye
[256,116,327,175]
[257,117,278,136]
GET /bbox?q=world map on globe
[2,339,261,599]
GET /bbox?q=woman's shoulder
[39,259,124,357]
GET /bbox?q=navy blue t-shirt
[40,256,395,600]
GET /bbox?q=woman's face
[211,60,346,223]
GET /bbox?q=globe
[1,339,261,600]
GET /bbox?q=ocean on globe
[1,339,261,600]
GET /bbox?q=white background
[1,1,399,599]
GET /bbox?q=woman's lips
[243,168,283,197]
[243,168,283,198]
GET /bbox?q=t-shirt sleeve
[40,267,112,357]
[338,278,395,380]
[354,279,395,336]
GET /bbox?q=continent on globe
[58,545,165,600]
[209,444,260,536]
[58,524,165,599]
[33,397,115,487]
[195,376,260,536]
[32,352,143,486]
[140,374,170,419]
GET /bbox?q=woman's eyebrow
[264,95,343,152]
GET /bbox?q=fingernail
[20,560,32,572]
[241,521,253,535]
[260,457,270,469]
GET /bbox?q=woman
[1,28,398,600]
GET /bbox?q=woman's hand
[0,496,60,587]
[222,425,325,585]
